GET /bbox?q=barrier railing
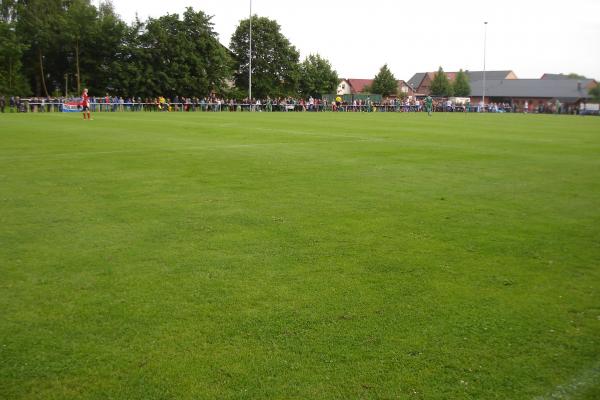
[5,101,498,113]
[6,100,556,113]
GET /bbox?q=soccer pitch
[1,112,599,399]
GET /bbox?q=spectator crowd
[0,94,567,114]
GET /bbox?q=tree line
[2,1,598,102]
[0,1,473,100]
[0,0,340,99]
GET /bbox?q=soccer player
[81,88,92,120]
[425,95,433,116]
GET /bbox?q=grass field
[1,112,599,399]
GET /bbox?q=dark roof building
[406,73,427,91]
[407,70,517,95]
[403,68,597,111]
[470,79,595,102]
[541,73,575,80]
[540,73,598,88]
[540,73,598,82]
[465,70,517,82]
[470,78,598,112]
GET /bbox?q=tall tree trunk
[38,48,49,97]
[75,38,81,94]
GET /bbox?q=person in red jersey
[81,88,92,120]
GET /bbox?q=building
[470,78,597,112]
[396,80,412,97]
[337,79,414,97]
[541,73,575,80]
[540,73,598,88]
[337,79,372,95]
[466,70,518,82]
[407,70,517,95]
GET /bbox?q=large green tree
[231,15,300,99]
[109,8,231,98]
[371,64,397,97]
[85,1,127,95]
[12,0,127,97]
[106,17,148,97]
[16,0,65,96]
[453,69,470,97]
[64,0,97,94]
[430,66,453,97]
[298,54,338,98]
[590,84,600,102]
[0,20,30,95]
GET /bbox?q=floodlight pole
[483,21,488,111]
[249,0,252,109]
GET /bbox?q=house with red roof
[337,78,413,97]
[337,79,372,95]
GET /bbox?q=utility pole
[483,21,488,111]
[249,0,252,108]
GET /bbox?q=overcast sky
[108,0,600,80]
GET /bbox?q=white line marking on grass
[534,361,600,400]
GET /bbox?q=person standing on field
[81,88,92,120]
[425,95,433,116]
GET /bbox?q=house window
[342,84,346,89]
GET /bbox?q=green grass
[1,112,599,399]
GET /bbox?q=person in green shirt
[425,96,433,116]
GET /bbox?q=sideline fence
[5,101,501,113]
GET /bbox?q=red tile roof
[344,79,409,94]
[347,79,373,94]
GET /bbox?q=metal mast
[249,0,252,106]
[483,21,488,111]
